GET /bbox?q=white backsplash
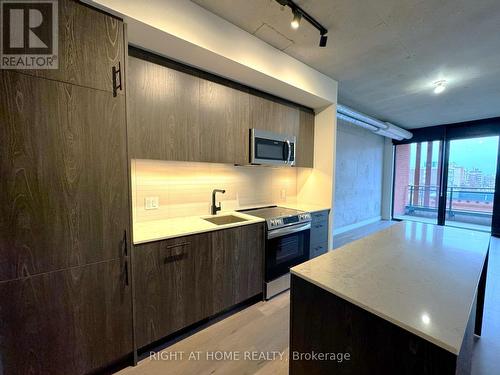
[131,159,298,222]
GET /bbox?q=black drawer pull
[164,253,187,264]
[166,242,190,249]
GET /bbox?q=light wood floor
[117,229,500,375]
[118,291,290,375]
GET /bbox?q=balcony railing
[405,185,494,219]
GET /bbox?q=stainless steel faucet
[211,189,226,215]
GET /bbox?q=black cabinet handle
[112,61,122,97]
[122,230,128,257]
[166,242,190,249]
[164,253,187,264]
[124,259,129,286]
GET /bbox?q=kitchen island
[289,221,490,374]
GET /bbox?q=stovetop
[240,206,311,230]
[240,206,304,220]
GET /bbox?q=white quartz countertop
[133,203,330,244]
[291,221,490,354]
[133,211,265,245]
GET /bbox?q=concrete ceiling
[190,0,500,129]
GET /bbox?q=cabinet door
[212,224,264,312]
[0,259,132,375]
[296,110,315,167]
[127,56,200,161]
[17,0,124,94]
[0,71,129,281]
[199,79,250,164]
[134,234,212,348]
[249,95,300,136]
[309,210,329,259]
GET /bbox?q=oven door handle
[267,223,311,239]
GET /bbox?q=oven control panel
[267,213,311,230]
[298,213,311,221]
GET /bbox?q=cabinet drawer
[310,242,328,258]
[311,230,328,247]
[310,217,328,246]
[311,210,329,223]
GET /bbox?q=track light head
[274,0,328,48]
[319,33,328,47]
[291,10,302,29]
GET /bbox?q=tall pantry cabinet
[0,1,133,374]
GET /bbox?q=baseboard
[333,216,382,235]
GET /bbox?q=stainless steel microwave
[250,129,296,166]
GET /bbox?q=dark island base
[289,272,484,375]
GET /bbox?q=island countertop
[291,221,490,355]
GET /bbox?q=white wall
[333,119,385,232]
[381,138,395,220]
[297,104,337,248]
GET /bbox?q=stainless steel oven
[250,129,296,166]
[265,222,310,297]
[240,206,311,299]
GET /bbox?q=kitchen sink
[203,215,248,225]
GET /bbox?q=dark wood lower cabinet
[0,259,132,375]
[133,234,212,348]
[289,275,474,375]
[212,224,264,312]
[134,223,265,349]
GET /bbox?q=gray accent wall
[334,119,385,230]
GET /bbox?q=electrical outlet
[145,196,159,210]
[280,189,287,200]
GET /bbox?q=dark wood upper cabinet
[133,223,264,349]
[18,0,124,94]
[0,71,129,281]
[127,54,315,165]
[296,110,315,168]
[199,80,250,165]
[0,259,132,375]
[127,56,201,161]
[249,95,300,137]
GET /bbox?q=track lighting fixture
[275,0,328,47]
[319,33,328,47]
[291,9,301,29]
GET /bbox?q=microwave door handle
[283,141,289,164]
[286,139,291,164]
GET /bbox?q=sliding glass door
[444,136,499,231]
[393,141,443,224]
[393,134,500,233]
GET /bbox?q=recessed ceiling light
[433,80,447,94]
[291,10,301,29]
[421,313,431,325]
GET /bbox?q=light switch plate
[145,196,159,210]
